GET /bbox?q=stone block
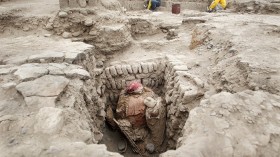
[115,65,123,75]
[152,62,158,71]
[151,80,155,87]
[158,78,163,85]
[154,80,159,87]
[158,62,166,72]
[121,80,126,88]
[116,80,122,90]
[84,18,93,26]
[142,79,150,86]
[183,89,198,103]
[62,32,72,38]
[121,65,128,75]
[16,75,69,97]
[59,0,69,8]
[109,66,117,76]
[28,51,64,63]
[88,0,95,6]
[69,0,80,8]
[105,81,111,89]
[150,73,158,78]
[14,64,48,81]
[101,85,106,95]
[131,64,139,74]
[94,68,103,76]
[141,63,149,74]
[138,64,142,73]
[126,65,133,74]
[58,11,68,18]
[64,68,91,80]
[110,79,117,89]
[0,66,18,75]
[25,96,56,111]
[125,75,136,81]
[78,0,87,8]
[105,68,111,78]
[109,93,115,102]
[147,63,154,72]
[48,66,64,75]
[34,107,64,134]
[96,86,102,95]
[1,82,17,90]
[136,73,150,79]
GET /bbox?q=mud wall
[101,59,166,106]
[163,56,205,147]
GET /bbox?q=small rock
[46,23,53,30]
[96,61,103,68]
[1,82,17,90]
[39,59,46,63]
[210,112,217,116]
[72,31,82,37]
[84,18,93,26]
[207,44,213,49]
[89,30,97,36]
[78,0,87,8]
[94,132,103,141]
[118,140,127,153]
[44,34,51,37]
[62,32,72,38]
[23,26,30,31]
[97,110,106,117]
[58,11,68,18]
[79,9,88,15]
[162,29,168,33]
[146,143,155,154]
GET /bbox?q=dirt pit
[89,54,205,156]
[1,0,280,157]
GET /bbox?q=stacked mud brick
[163,55,205,148]
[102,59,166,106]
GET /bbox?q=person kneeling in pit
[144,0,161,11]
[207,0,227,12]
[106,81,166,155]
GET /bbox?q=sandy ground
[0,0,59,17]
[0,0,280,157]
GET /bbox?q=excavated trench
[52,11,208,156]
[87,55,204,156]
[38,9,206,156]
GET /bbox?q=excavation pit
[92,57,205,156]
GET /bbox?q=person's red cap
[126,81,143,94]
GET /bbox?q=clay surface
[0,0,280,156]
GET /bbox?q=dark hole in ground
[100,121,166,157]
